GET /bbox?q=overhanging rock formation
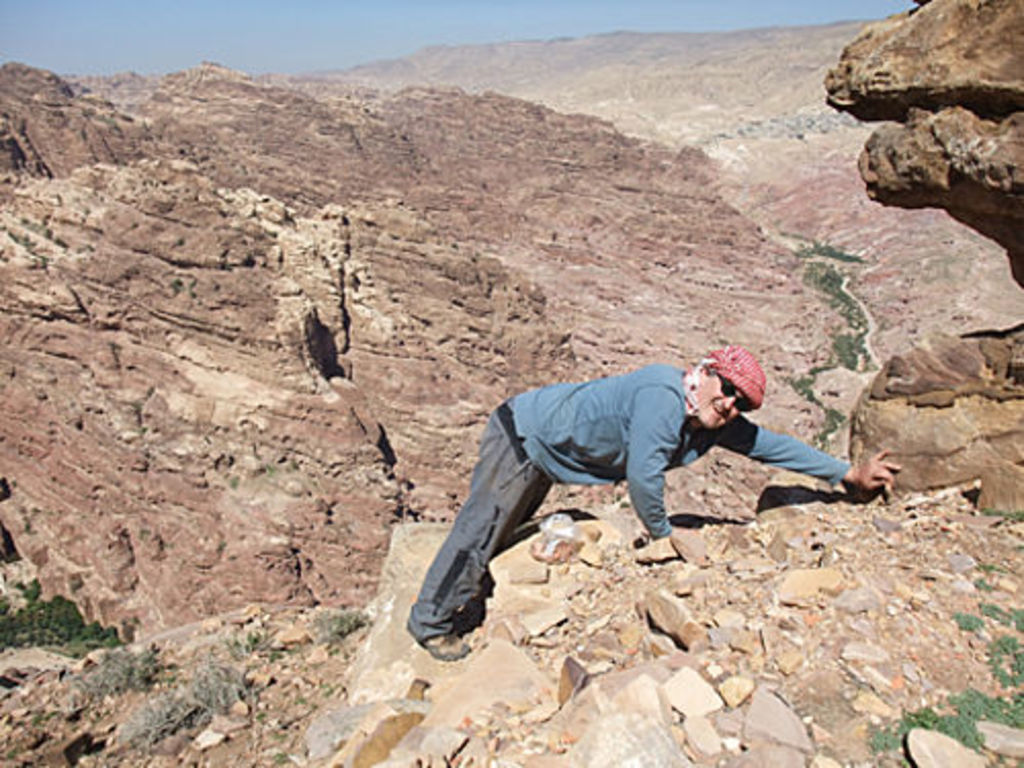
[825,0,1024,286]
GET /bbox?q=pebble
[719,676,755,708]
[840,642,890,664]
[946,553,976,573]
[662,667,723,717]
[193,729,226,751]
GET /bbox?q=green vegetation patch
[802,260,869,371]
[988,635,1024,688]
[0,580,120,656]
[873,588,1024,758]
[787,241,873,449]
[226,629,273,660]
[978,603,1024,631]
[870,688,1024,755]
[787,373,846,450]
[796,240,865,263]
[953,612,985,633]
[982,508,1024,523]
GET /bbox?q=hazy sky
[2,0,913,76]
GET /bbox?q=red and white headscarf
[685,345,766,412]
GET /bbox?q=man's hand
[843,450,901,493]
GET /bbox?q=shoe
[418,634,471,662]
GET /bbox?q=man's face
[694,372,748,429]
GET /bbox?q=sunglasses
[716,374,753,412]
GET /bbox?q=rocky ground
[1,478,1020,766]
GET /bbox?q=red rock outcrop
[849,327,1024,510]
[825,0,1024,285]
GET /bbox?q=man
[408,346,900,661]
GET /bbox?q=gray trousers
[407,405,552,641]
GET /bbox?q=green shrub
[226,629,272,660]
[189,658,248,714]
[953,612,985,633]
[120,690,206,749]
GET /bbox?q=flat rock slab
[906,728,986,768]
[777,567,844,605]
[421,638,553,729]
[977,720,1024,758]
[569,712,693,768]
[743,687,813,754]
[346,523,463,704]
[0,647,75,672]
[663,666,723,718]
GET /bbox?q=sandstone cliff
[826,0,1024,285]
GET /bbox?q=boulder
[569,712,693,768]
[849,330,1024,507]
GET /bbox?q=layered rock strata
[0,158,568,632]
[0,63,150,181]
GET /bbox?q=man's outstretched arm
[718,419,900,492]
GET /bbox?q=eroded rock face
[849,327,1024,510]
[825,0,1024,285]
[0,158,569,632]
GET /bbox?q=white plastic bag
[530,513,584,564]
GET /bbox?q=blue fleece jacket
[511,364,851,538]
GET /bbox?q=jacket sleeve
[717,417,850,486]
[625,387,684,539]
